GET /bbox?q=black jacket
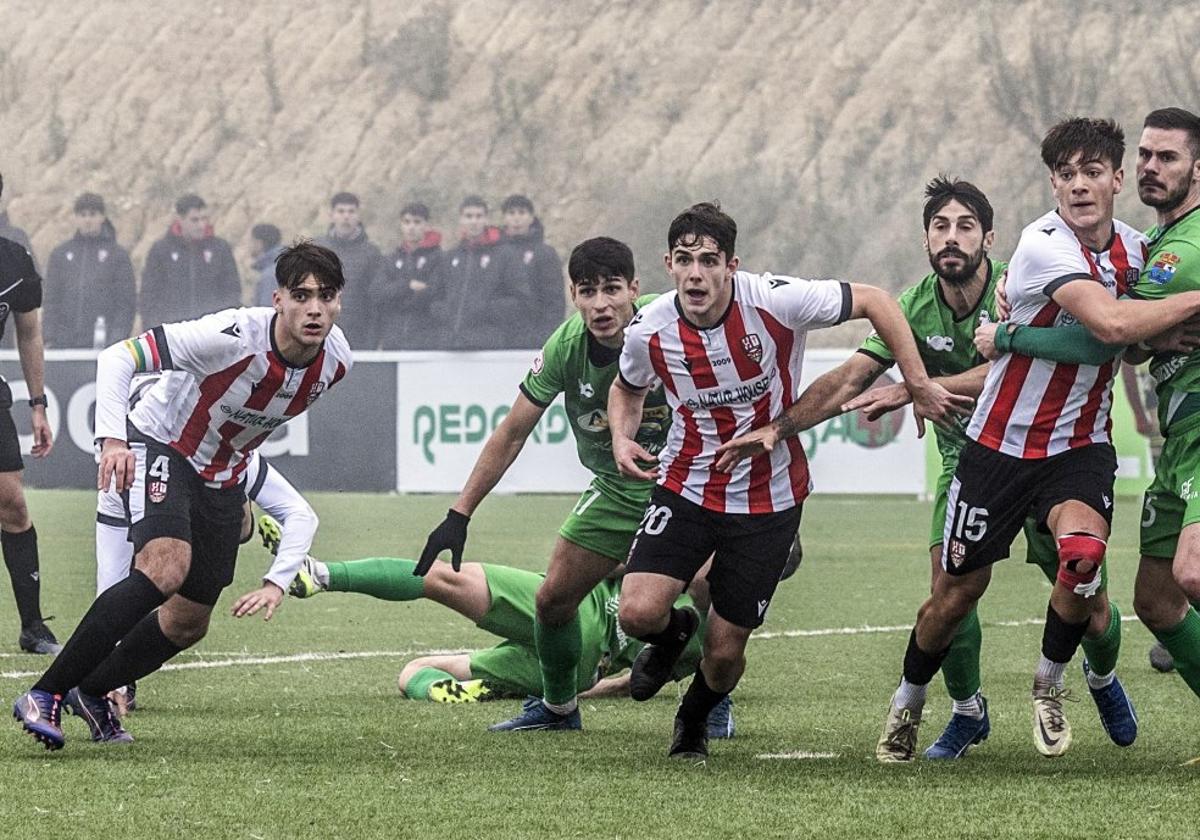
[493,220,564,348]
[316,225,383,350]
[432,227,510,350]
[44,229,136,347]
[140,222,241,327]
[370,231,445,350]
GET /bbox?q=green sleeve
[859,286,916,364]
[519,327,568,406]
[1000,322,1123,365]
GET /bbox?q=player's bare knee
[158,607,210,648]
[1056,532,1106,598]
[536,586,576,628]
[397,659,429,695]
[1173,564,1200,602]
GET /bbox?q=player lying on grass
[283,539,734,737]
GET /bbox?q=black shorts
[0,381,24,472]
[943,440,1116,575]
[123,431,246,607]
[625,485,803,629]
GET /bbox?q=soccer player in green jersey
[416,236,674,732]
[717,176,1134,758]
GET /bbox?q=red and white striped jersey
[968,210,1147,458]
[619,271,851,514]
[94,307,352,487]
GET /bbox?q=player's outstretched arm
[13,310,51,457]
[608,378,658,481]
[1051,282,1200,346]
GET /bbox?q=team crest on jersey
[395,258,405,269]
[98,249,108,262]
[305,381,326,406]
[948,538,967,568]
[203,250,213,264]
[148,481,167,504]
[1122,267,1140,290]
[1148,253,1180,285]
[523,250,534,265]
[66,251,74,261]
[740,334,763,363]
[416,256,426,270]
[480,255,490,269]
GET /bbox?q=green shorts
[557,478,648,563]
[1140,413,1200,559]
[467,564,616,696]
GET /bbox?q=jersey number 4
[148,455,171,483]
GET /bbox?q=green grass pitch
[1,490,1197,838]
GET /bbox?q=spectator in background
[139,193,241,327]
[435,195,503,350]
[0,174,34,262]
[250,223,285,307]
[495,194,564,347]
[370,202,444,349]
[43,193,136,348]
[317,192,383,349]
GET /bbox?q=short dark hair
[400,202,430,220]
[1143,107,1200,159]
[460,194,488,213]
[275,240,346,291]
[74,192,106,215]
[501,194,535,214]
[922,176,994,233]
[568,237,635,287]
[1041,117,1125,172]
[667,202,737,261]
[175,193,206,216]
[330,192,359,208]
[251,223,282,249]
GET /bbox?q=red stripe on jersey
[747,394,775,513]
[977,301,1060,450]
[702,406,738,509]
[284,350,326,416]
[172,357,255,458]
[1023,362,1078,457]
[146,332,161,368]
[331,361,347,388]
[648,333,677,397]
[200,421,244,481]
[784,436,810,505]
[722,305,763,381]
[678,322,719,388]
[1068,360,1113,448]
[1110,234,1132,295]
[244,354,287,411]
[663,405,702,496]
[756,307,795,405]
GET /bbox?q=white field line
[0,614,1141,680]
[755,751,841,760]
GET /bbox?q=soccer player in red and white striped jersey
[14,241,351,750]
[608,202,968,759]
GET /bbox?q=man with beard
[718,176,1135,759]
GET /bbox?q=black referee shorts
[0,380,24,472]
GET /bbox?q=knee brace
[1056,532,1106,597]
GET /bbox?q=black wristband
[27,395,47,408]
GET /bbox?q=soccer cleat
[924,695,990,759]
[18,619,61,655]
[64,688,133,743]
[629,608,700,701]
[1149,641,1175,673]
[288,556,325,598]
[1031,684,1075,758]
[428,678,494,704]
[705,695,735,739]
[668,717,709,760]
[1083,661,1137,747]
[487,697,582,732]
[876,704,922,763]
[12,689,65,750]
[259,513,282,556]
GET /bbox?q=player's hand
[232,582,285,620]
[906,379,975,438]
[612,436,659,481]
[29,407,53,458]
[995,269,1010,320]
[98,438,136,492]
[974,322,1003,360]
[415,509,470,575]
[1146,316,1200,354]
[714,424,781,473]
[841,381,911,421]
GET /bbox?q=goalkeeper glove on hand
[415,509,470,575]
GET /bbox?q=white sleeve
[760,274,853,330]
[250,459,318,591]
[156,309,249,377]
[617,314,658,390]
[1009,229,1092,302]
[94,341,142,442]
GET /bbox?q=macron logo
[757,599,769,618]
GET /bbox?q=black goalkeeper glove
[415,509,470,575]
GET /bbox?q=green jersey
[520,294,671,507]
[859,259,1005,461]
[1131,205,1200,430]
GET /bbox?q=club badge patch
[148,481,167,503]
[306,381,326,406]
[740,334,763,364]
[1147,252,1180,285]
[948,539,967,568]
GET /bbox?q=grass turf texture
[1,490,1197,838]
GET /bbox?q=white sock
[892,678,927,712]
[951,692,984,719]
[311,557,330,588]
[543,697,577,716]
[1035,655,1067,689]
[95,522,135,595]
[1085,666,1115,690]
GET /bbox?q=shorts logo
[148,481,168,503]
[740,334,763,363]
[948,539,967,568]
[757,599,770,618]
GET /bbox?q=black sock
[902,628,948,685]
[79,611,184,697]
[34,570,166,695]
[676,667,728,726]
[3,525,42,627]
[637,607,698,648]
[1041,603,1089,663]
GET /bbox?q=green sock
[941,606,982,701]
[405,666,454,700]
[325,557,426,600]
[534,612,582,706]
[1153,608,1200,697]
[1080,600,1122,676]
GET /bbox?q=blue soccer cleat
[1083,661,1137,747]
[924,694,990,759]
[64,688,134,744]
[12,688,65,750]
[706,695,735,739]
[487,697,582,732]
